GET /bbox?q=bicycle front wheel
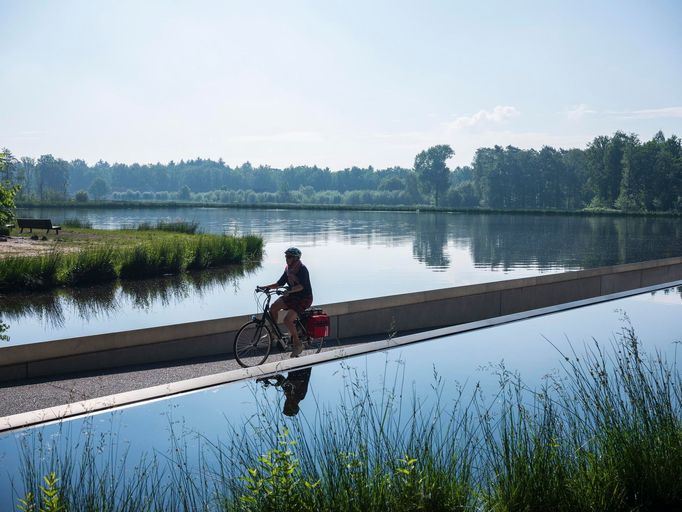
[234,321,272,367]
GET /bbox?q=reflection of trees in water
[0,262,261,328]
[412,213,450,270]
[466,214,682,271]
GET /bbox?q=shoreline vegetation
[14,199,682,218]
[0,221,263,293]
[13,326,682,511]
[4,131,682,215]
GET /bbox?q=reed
[13,325,681,511]
[0,251,63,291]
[137,220,200,234]
[62,218,93,229]
[0,229,262,291]
[64,246,117,286]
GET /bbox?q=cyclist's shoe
[290,345,304,358]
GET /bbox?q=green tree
[36,154,69,200]
[413,145,454,206]
[88,177,110,199]
[378,176,404,192]
[178,184,192,201]
[0,150,20,225]
[74,190,89,202]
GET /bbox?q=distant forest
[2,130,681,212]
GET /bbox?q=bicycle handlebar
[255,286,287,295]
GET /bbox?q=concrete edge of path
[2,279,681,434]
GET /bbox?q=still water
[1,285,680,508]
[1,207,681,345]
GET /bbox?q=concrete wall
[2,256,681,382]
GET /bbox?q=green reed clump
[0,251,63,291]
[64,246,117,286]
[186,235,263,270]
[482,320,682,512]
[556,320,682,511]
[118,239,185,279]
[137,220,200,234]
[62,218,93,229]
[243,234,264,258]
[227,361,478,512]
[0,232,262,292]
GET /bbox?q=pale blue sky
[1,0,681,169]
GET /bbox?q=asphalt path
[0,337,373,419]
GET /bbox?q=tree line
[2,130,681,212]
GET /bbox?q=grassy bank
[15,199,682,217]
[0,226,263,292]
[12,325,682,511]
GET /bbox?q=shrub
[74,190,89,202]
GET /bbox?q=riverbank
[15,200,682,217]
[0,226,263,292]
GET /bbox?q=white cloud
[566,103,596,120]
[447,105,520,131]
[610,107,682,119]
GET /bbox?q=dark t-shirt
[277,264,313,299]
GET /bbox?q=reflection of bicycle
[234,287,329,367]
[256,368,312,416]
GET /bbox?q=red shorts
[282,295,313,315]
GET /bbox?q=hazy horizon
[2,0,681,170]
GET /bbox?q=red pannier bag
[306,308,330,338]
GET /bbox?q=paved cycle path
[0,337,372,420]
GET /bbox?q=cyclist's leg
[269,297,286,330]
[284,309,302,355]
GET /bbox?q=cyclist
[260,247,313,357]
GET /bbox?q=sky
[1,0,681,170]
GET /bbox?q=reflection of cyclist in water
[256,367,312,416]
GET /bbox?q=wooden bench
[17,218,62,235]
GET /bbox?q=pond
[1,207,681,345]
[0,284,680,509]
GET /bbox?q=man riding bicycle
[260,247,313,357]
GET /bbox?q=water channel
[0,284,680,508]
[2,207,681,345]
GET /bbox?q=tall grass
[0,233,263,290]
[64,246,117,286]
[13,325,681,511]
[62,218,93,229]
[0,251,63,291]
[186,235,262,270]
[118,240,185,279]
[136,220,200,234]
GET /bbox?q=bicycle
[233,287,328,367]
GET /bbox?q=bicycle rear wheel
[234,321,272,367]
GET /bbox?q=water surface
[1,208,680,345]
[1,284,680,508]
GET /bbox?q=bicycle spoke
[234,321,272,367]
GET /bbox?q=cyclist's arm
[260,271,288,290]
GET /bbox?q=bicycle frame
[233,287,326,368]
[253,288,308,349]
